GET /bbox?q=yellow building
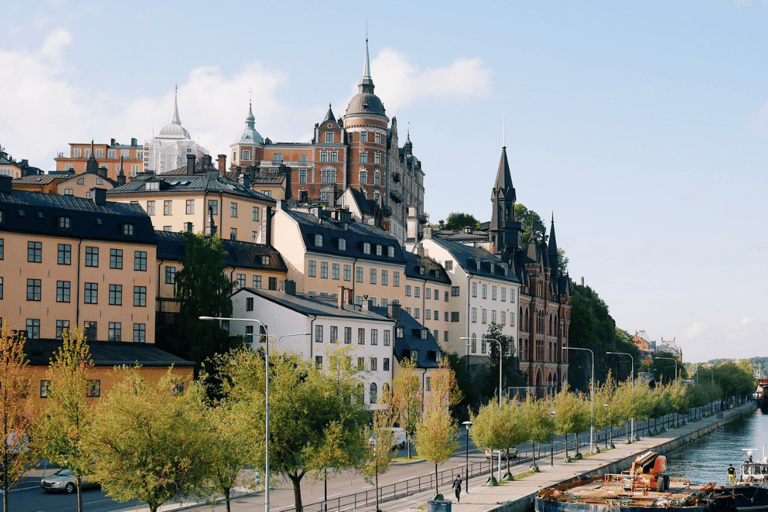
[0,176,157,343]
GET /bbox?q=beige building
[54,138,143,181]
[0,176,157,343]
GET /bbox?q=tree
[444,213,480,231]
[388,358,422,458]
[594,376,618,449]
[714,361,756,401]
[171,232,234,371]
[552,385,590,459]
[361,406,396,512]
[470,400,529,482]
[0,321,35,512]
[514,204,546,249]
[88,368,211,512]
[522,396,554,470]
[414,358,460,498]
[650,352,685,385]
[35,327,94,512]
[669,382,689,428]
[485,323,526,401]
[216,347,369,512]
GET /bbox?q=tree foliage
[470,400,529,478]
[522,396,554,467]
[485,323,526,401]
[171,232,234,370]
[388,358,422,458]
[88,368,210,512]
[443,213,480,231]
[713,361,756,399]
[0,321,35,512]
[514,204,546,249]
[552,385,590,458]
[361,405,396,512]
[650,352,687,385]
[35,327,93,512]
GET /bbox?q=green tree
[669,381,689,428]
[414,358,460,498]
[514,204,546,249]
[216,347,369,512]
[88,368,211,512]
[714,361,756,401]
[0,322,35,512]
[594,376,618,448]
[522,396,554,470]
[552,385,590,459]
[171,232,234,371]
[611,379,637,441]
[485,324,526,402]
[35,327,94,512]
[388,358,422,458]
[470,400,529,482]
[361,406,396,512]
[650,352,685,385]
[444,213,480,230]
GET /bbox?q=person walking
[452,474,462,502]
[727,464,736,485]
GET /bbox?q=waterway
[665,406,768,485]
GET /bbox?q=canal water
[665,407,768,485]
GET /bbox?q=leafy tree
[714,361,756,400]
[648,386,672,433]
[414,358,460,498]
[444,213,480,231]
[629,383,654,438]
[35,327,94,512]
[650,352,685,385]
[611,380,637,441]
[669,382,689,428]
[216,347,369,512]
[552,385,590,459]
[171,232,234,371]
[0,321,35,512]
[388,358,422,458]
[522,396,554,469]
[594,376,618,448]
[88,368,211,512]
[361,405,396,512]
[470,400,529,482]
[514,204,546,249]
[485,324,526,401]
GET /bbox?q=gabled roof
[371,306,442,369]
[427,237,519,283]
[24,339,194,367]
[234,288,392,322]
[404,252,451,284]
[0,187,155,244]
[13,174,63,185]
[109,173,275,203]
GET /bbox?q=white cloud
[370,48,494,112]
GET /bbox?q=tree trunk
[564,433,569,458]
[77,477,83,512]
[375,465,379,512]
[225,488,232,512]
[289,473,304,512]
[434,463,439,495]
[531,442,536,465]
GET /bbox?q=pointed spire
[246,101,255,127]
[85,140,99,175]
[322,103,336,123]
[171,86,182,125]
[363,37,371,80]
[547,215,558,256]
[491,146,516,202]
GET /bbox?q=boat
[536,451,738,512]
[755,380,768,412]
[723,449,768,511]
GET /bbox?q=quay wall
[490,402,757,512]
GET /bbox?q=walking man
[452,475,462,502]
[727,464,736,485]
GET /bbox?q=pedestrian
[452,474,462,502]
[727,464,736,485]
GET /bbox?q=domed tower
[344,38,389,204]
[231,101,264,169]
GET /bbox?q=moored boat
[723,449,768,511]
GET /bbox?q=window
[58,216,71,229]
[472,282,477,297]
[426,377,431,392]
[482,284,487,299]
[26,279,41,301]
[376,245,383,256]
[85,246,99,267]
[451,286,460,297]
[84,283,98,304]
[133,323,146,343]
[26,319,40,339]
[425,310,431,320]
[165,266,176,284]
[208,200,218,215]
[370,358,378,371]
[492,286,497,300]
[425,288,431,300]
[444,331,449,342]
[28,241,42,263]
[414,308,420,319]
[230,228,237,240]
[375,154,381,166]
[481,338,487,354]
[369,268,377,284]
[55,320,69,339]
[405,285,411,297]
[356,266,363,283]
[123,223,135,236]
[134,251,147,271]
[308,260,317,277]
[186,200,194,214]
[410,350,419,363]
[358,328,365,345]
[339,238,347,250]
[231,202,238,218]
[471,308,477,323]
[0,239,3,260]
[482,309,487,324]
[492,310,497,324]
[109,284,122,305]
[40,380,50,398]
[501,311,506,325]
[501,287,506,302]
[87,380,101,397]
[359,169,367,184]
[451,312,460,322]
[320,262,328,279]
[363,242,371,254]
[369,329,378,346]
[242,149,251,161]
[315,356,323,369]
[321,169,336,183]
[471,335,477,354]
[163,200,172,215]
[344,327,352,344]
[330,151,338,162]
[146,200,156,215]
[110,249,123,269]
[393,272,400,287]
[253,275,262,289]
[510,288,516,303]
[133,286,147,307]
[357,357,365,371]
[414,287,421,298]
[330,326,338,343]
[268,277,277,290]
[314,233,323,246]
[381,270,388,286]
[315,324,323,343]
[343,264,351,281]
[108,322,121,341]
[332,263,340,280]
[56,281,71,303]
[299,170,307,183]
[252,206,259,221]
[320,152,328,162]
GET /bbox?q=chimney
[388,302,401,321]
[423,227,432,239]
[0,175,12,194]
[202,155,213,168]
[131,137,137,146]
[337,286,346,309]
[265,206,273,247]
[187,154,196,175]
[218,154,227,175]
[91,188,107,206]
[367,299,374,311]
[283,280,296,296]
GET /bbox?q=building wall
[57,174,115,198]
[55,141,143,181]
[401,276,453,352]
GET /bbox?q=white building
[143,89,209,175]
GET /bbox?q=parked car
[484,447,518,459]
[368,427,408,451]
[40,469,100,493]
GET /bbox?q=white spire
[363,37,371,80]
[171,85,182,125]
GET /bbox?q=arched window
[369,382,378,404]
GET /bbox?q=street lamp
[562,346,594,454]
[549,411,556,466]
[606,351,635,441]
[656,356,678,383]
[200,316,270,512]
[460,336,506,406]
[462,420,472,491]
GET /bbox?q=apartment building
[401,251,453,353]
[54,138,143,181]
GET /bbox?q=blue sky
[2,0,766,363]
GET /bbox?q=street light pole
[656,356,678,383]
[563,346,595,454]
[606,351,635,441]
[200,316,270,512]
[462,420,472,491]
[460,336,505,406]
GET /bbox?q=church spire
[547,215,560,277]
[171,86,182,125]
[490,145,523,261]
[363,37,371,80]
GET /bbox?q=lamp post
[656,356,678,383]
[606,351,635,441]
[462,420,472,491]
[460,336,505,405]
[563,346,594,454]
[549,411,556,466]
[200,316,270,512]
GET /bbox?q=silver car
[40,468,99,493]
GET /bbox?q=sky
[1,0,766,363]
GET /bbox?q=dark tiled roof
[371,306,441,369]
[12,174,63,185]
[108,173,275,203]
[24,339,194,367]
[154,231,287,272]
[0,189,156,244]
[282,208,405,264]
[234,288,391,322]
[404,252,451,284]
[428,237,520,283]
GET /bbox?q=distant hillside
[685,356,768,377]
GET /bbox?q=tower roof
[158,88,191,140]
[491,146,516,202]
[233,101,264,145]
[547,215,558,256]
[322,104,336,124]
[345,38,387,119]
[85,140,99,174]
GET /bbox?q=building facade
[54,138,142,181]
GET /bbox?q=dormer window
[396,326,404,338]
[388,246,395,258]
[421,328,428,339]
[314,234,323,246]
[376,245,382,256]
[145,182,159,191]
[261,256,270,265]
[338,238,347,250]
[410,350,419,362]
[77,178,85,185]
[123,223,135,236]
[363,242,371,254]
[490,263,495,273]
[58,216,71,229]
